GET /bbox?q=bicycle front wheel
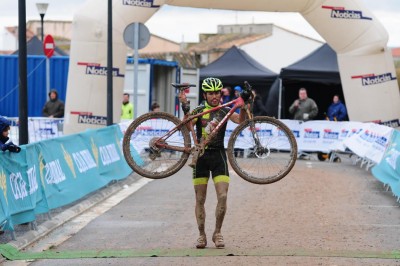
[227,116,297,184]
[122,112,191,179]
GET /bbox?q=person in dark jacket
[252,89,268,116]
[42,89,65,118]
[0,116,21,153]
[326,95,347,121]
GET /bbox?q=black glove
[240,90,252,102]
[7,144,21,153]
[181,101,191,115]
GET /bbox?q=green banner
[0,125,132,231]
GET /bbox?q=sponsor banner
[322,5,372,20]
[122,0,160,8]
[0,125,131,231]
[0,148,37,226]
[343,123,394,163]
[372,130,400,197]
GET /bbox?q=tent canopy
[267,44,344,119]
[200,46,277,93]
[280,43,340,84]
[13,35,68,56]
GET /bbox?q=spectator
[151,102,160,112]
[233,86,242,113]
[252,89,268,116]
[288,88,318,121]
[0,116,21,153]
[121,93,134,119]
[42,89,65,118]
[326,95,347,121]
[220,86,232,104]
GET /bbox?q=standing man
[179,77,248,249]
[289,88,318,121]
[42,89,65,118]
[326,95,347,121]
[121,93,134,120]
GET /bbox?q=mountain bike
[122,81,297,184]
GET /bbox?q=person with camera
[0,116,21,153]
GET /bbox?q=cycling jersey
[191,101,230,150]
[191,101,231,185]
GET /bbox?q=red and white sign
[43,34,55,58]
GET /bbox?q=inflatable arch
[64,0,400,134]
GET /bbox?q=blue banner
[371,130,400,197]
[0,125,132,231]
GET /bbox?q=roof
[187,33,270,53]
[12,35,68,56]
[392,47,400,58]
[139,52,200,68]
[200,46,277,89]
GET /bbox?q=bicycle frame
[153,95,249,154]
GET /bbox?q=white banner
[343,123,394,163]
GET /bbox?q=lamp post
[36,3,48,42]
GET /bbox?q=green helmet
[202,77,223,92]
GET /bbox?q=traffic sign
[43,34,55,58]
[123,23,150,50]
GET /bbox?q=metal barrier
[7,117,64,145]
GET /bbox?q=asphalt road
[4,155,400,265]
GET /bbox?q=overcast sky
[1,0,399,47]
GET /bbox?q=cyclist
[178,77,249,249]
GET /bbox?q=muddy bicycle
[122,81,297,184]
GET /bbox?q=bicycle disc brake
[148,137,164,160]
[253,145,270,159]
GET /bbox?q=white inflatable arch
[64,0,400,134]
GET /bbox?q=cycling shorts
[193,149,230,185]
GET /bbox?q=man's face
[2,129,9,138]
[333,96,339,103]
[50,92,57,100]
[204,91,221,107]
[123,94,129,103]
[299,90,307,100]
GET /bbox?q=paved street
[3,156,400,265]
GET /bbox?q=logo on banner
[27,165,39,195]
[304,128,320,139]
[72,149,97,173]
[99,144,121,166]
[322,6,372,20]
[122,0,160,8]
[10,172,28,200]
[323,129,339,140]
[78,115,107,126]
[44,159,67,185]
[292,130,300,138]
[77,62,124,77]
[351,73,397,86]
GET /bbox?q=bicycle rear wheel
[122,112,191,179]
[227,116,297,184]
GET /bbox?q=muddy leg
[194,184,207,248]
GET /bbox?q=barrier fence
[0,118,399,240]
[7,117,64,145]
[0,125,131,239]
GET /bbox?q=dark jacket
[327,101,347,121]
[42,90,65,118]
[0,116,11,151]
[253,96,268,116]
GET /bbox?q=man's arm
[230,107,247,124]
[42,102,49,117]
[308,99,318,119]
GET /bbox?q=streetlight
[36,3,48,42]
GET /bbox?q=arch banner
[64,0,399,134]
